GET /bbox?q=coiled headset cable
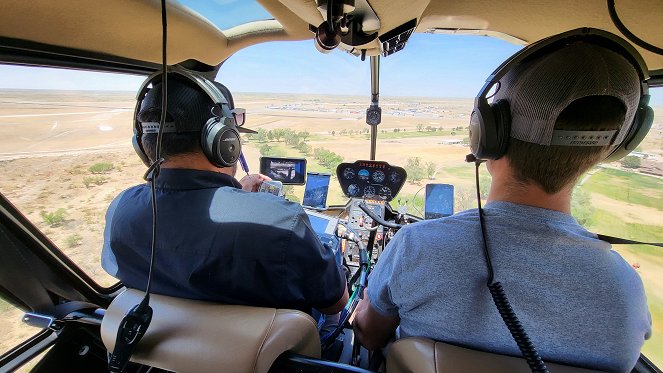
[107,1,167,371]
[472,159,549,373]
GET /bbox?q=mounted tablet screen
[259,157,306,185]
[303,172,331,209]
[424,183,454,219]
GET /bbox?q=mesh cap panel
[139,78,220,133]
[493,42,641,146]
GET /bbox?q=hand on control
[240,173,271,192]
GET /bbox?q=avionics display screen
[303,173,331,209]
[425,183,454,219]
[306,211,338,236]
[259,157,306,185]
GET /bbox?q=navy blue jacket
[101,168,345,313]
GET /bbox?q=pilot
[353,32,652,371]
[101,75,348,322]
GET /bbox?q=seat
[101,289,320,373]
[386,337,605,373]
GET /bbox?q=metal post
[368,55,380,160]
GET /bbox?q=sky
[0,0,661,104]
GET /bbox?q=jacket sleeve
[284,209,347,310]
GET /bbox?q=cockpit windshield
[177,0,276,30]
[0,32,662,366]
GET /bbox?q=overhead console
[336,160,407,201]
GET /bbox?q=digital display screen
[308,214,331,235]
[425,184,454,219]
[259,181,282,196]
[303,173,331,209]
[259,157,306,185]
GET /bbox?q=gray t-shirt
[368,201,651,372]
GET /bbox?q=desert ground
[0,89,662,367]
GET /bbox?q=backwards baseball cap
[138,76,256,134]
[493,40,642,147]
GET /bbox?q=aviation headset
[469,27,653,162]
[132,66,242,168]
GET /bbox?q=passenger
[353,35,652,371]
[101,75,348,322]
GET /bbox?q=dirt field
[0,90,662,367]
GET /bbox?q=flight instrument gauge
[389,171,402,183]
[343,167,355,179]
[372,170,385,183]
[378,186,392,199]
[358,169,370,180]
[364,185,376,198]
[348,184,360,197]
[366,105,382,125]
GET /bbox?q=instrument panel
[336,160,407,202]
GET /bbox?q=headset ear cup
[491,99,511,159]
[604,103,653,162]
[469,100,497,160]
[201,118,241,167]
[132,134,151,167]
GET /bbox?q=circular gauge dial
[389,171,402,183]
[372,170,385,183]
[378,186,392,199]
[347,184,360,197]
[363,185,376,198]
[358,169,370,180]
[343,167,355,180]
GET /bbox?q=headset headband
[134,66,234,135]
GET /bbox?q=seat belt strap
[596,234,663,248]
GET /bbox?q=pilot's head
[137,76,247,174]
[492,40,641,194]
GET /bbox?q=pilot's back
[103,168,343,313]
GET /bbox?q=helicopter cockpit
[0,1,662,373]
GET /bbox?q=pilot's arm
[353,230,405,349]
[286,208,349,314]
[354,291,400,350]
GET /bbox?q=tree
[405,157,426,183]
[284,131,300,146]
[620,155,641,169]
[571,188,594,226]
[425,162,437,180]
[267,130,274,141]
[272,128,287,142]
[416,124,424,132]
[255,129,268,143]
[479,175,491,199]
[296,141,312,155]
[299,131,310,141]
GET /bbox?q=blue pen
[239,152,249,175]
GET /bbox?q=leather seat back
[101,289,320,373]
[386,337,605,373]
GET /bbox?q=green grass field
[579,168,663,366]
[582,168,663,211]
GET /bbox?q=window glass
[220,35,662,366]
[0,66,145,287]
[0,298,43,357]
[177,0,275,30]
[582,87,662,365]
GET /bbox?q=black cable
[142,0,168,299]
[327,0,335,34]
[607,0,663,56]
[107,3,166,372]
[473,162,548,373]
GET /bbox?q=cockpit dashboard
[336,160,407,201]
